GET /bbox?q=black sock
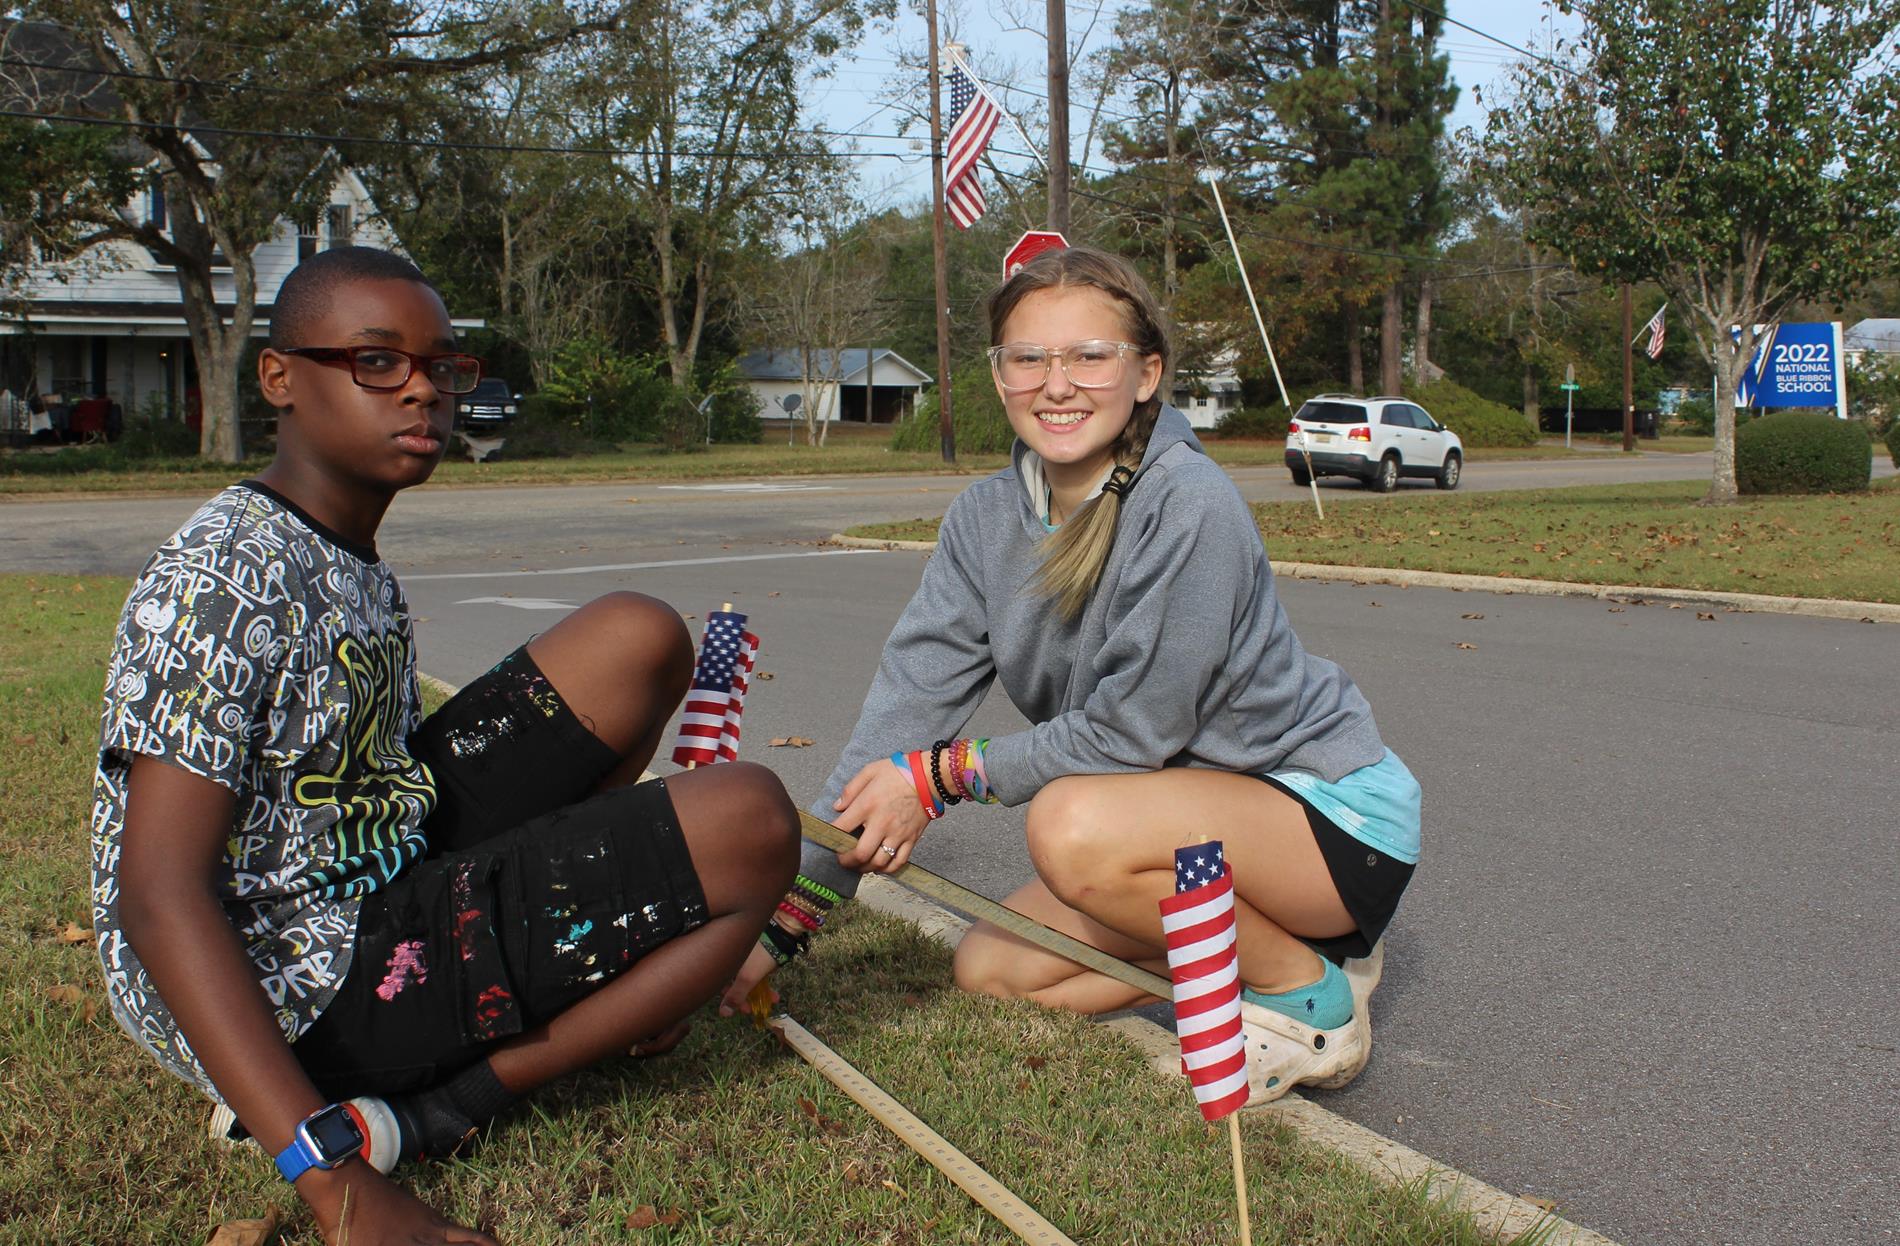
[389,1060,517,1160]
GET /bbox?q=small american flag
[1642,304,1666,360]
[1158,841,1250,1121]
[672,610,759,766]
[945,61,1001,231]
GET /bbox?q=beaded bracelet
[776,899,822,932]
[929,740,962,808]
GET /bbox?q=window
[147,178,167,231]
[297,216,319,262]
[1408,405,1438,430]
[1217,389,1238,410]
[1381,404,1415,428]
[1172,388,1191,407]
[324,204,352,249]
[1295,400,1371,425]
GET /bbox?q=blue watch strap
[274,1135,320,1182]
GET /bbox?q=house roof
[1845,318,1900,354]
[737,348,931,387]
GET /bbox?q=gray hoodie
[800,406,1386,896]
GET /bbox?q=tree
[1488,0,1900,502]
[3,2,619,462]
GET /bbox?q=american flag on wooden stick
[672,609,759,766]
[945,60,1001,230]
[1159,841,1251,1121]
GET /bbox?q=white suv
[1283,395,1463,492]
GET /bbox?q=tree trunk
[1708,335,1742,504]
[1380,282,1403,395]
[1522,361,1539,430]
[1345,303,1364,394]
[1414,276,1434,383]
[176,260,249,463]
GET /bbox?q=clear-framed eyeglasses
[987,340,1144,393]
[280,346,485,395]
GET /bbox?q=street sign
[1004,230,1070,278]
[1559,383,1581,391]
[1732,322,1848,418]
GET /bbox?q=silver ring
[879,845,898,857]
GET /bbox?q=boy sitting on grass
[90,246,798,1245]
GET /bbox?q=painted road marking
[406,548,889,582]
[454,596,579,611]
[655,482,837,492]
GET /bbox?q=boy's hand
[717,942,778,1017]
[303,1163,499,1245]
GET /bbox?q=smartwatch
[273,1103,367,1183]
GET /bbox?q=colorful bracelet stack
[757,874,842,968]
[890,738,1000,819]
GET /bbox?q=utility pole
[926,1,955,463]
[1046,0,1070,233]
[1622,282,1635,452]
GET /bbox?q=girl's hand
[832,757,932,873]
[303,1163,499,1245]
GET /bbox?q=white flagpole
[944,44,1049,173]
[1202,169,1321,519]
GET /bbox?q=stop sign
[1003,230,1070,278]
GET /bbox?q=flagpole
[926,13,956,463]
[1202,168,1321,520]
[1229,1115,1254,1246]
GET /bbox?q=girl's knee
[720,761,800,876]
[576,592,693,684]
[1024,777,1119,900]
[952,930,1020,999]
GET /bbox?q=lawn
[0,427,1606,496]
[0,574,1530,1244]
[848,479,1900,604]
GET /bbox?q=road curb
[850,877,1619,1246]
[425,673,1617,1243]
[827,534,1899,624]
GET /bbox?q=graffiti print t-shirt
[90,481,435,1097]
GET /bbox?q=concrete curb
[426,675,1617,1243]
[852,878,1619,1246]
[827,534,1899,624]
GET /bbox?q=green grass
[1,426,1610,496]
[848,479,1900,603]
[0,573,1534,1244]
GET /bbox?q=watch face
[304,1104,365,1164]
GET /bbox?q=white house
[1168,346,1244,430]
[1844,318,1900,367]
[0,162,484,442]
[737,348,931,425]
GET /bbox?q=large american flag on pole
[1159,841,1250,1121]
[945,60,1001,231]
[1642,304,1667,360]
[671,609,759,766]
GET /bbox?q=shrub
[1674,397,1715,436]
[533,338,679,443]
[489,394,620,460]
[116,395,200,459]
[1735,410,1872,494]
[1210,406,1289,439]
[1411,379,1537,448]
[1885,417,1900,468]
[706,382,763,445]
[890,355,1014,455]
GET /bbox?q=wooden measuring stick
[771,1016,1079,1246]
[797,810,1172,999]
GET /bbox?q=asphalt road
[6,453,1896,1245]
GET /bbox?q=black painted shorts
[294,647,709,1098]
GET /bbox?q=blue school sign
[1733,322,1847,418]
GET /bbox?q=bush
[706,383,763,445]
[1210,406,1289,439]
[1411,379,1537,448]
[116,395,200,459]
[489,394,621,460]
[1735,410,1872,494]
[533,338,679,444]
[890,355,1014,455]
[1885,417,1900,468]
[1674,397,1716,436]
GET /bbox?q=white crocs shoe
[1239,946,1382,1103]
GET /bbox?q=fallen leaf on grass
[1454,642,1477,651]
[11,734,36,748]
[797,1095,844,1135]
[205,1208,279,1246]
[1460,613,1485,620]
[842,1160,872,1185]
[769,736,815,748]
[744,979,778,1029]
[55,921,91,944]
[881,1179,908,1197]
[1024,1055,1047,1071]
[46,984,98,1023]
[625,1205,683,1230]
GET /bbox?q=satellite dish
[782,393,802,413]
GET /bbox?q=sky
[808,0,1584,208]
